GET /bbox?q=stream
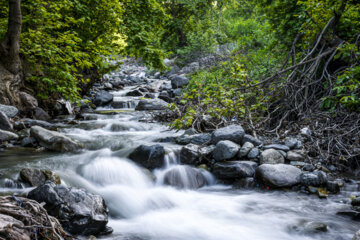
[0,84,359,240]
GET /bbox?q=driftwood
[0,196,74,240]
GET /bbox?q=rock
[158,91,172,103]
[300,171,327,187]
[199,145,216,160]
[353,230,360,240]
[302,163,315,172]
[154,72,161,79]
[0,129,18,142]
[126,89,143,96]
[104,82,113,90]
[352,197,360,207]
[19,92,38,110]
[0,104,18,117]
[290,161,306,167]
[135,99,169,111]
[247,147,260,159]
[256,164,301,187]
[241,134,262,146]
[171,75,189,89]
[326,181,340,194]
[28,182,111,236]
[14,118,53,130]
[263,144,290,152]
[128,144,165,169]
[20,137,37,147]
[144,93,155,99]
[176,133,211,145]
[212,161,257,179]
[19,168,61,187]
[300,127,312,136]
[286,150,306,161]
[233,177,256,189]
[290,220,328,234]
[93,90,113,107]
[212,140,240,161]
[180,144,200,165]
[211,124,245,144]
[33,107,51,121]
[0,111,12,131]
[163,166,208,189]
[238,142,254,158]
[284,137,302,149]
[180,62,200,74]
[30,126,82,152]
[259,149,285,165]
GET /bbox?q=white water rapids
[0,86,359,240]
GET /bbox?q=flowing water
[0,85,359,240]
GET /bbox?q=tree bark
[0,0,22,105]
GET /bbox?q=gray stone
[351,197,360,207]
[33,107,51,121]
[302,164,315,172]
[290,161,306,167]
[180,144,200,165]
[238,142,254,158]
[0,129,18,142]
[30,126,82,152]
[20,168,61,187]
[259,149,285,165]
[19,92,38,110]
[233,177,256,189]
[128,144,165,169]
[353,230,360,240]
[326,181,340,194]
[176,133,211,145]
[20,137,37,147]
[286,150,306,161]
[213,140,240,161]
[135,99,168,111]
[256,164,301,187]
[247,148,260,159]
[171,75,189,89]
[104,82,113,90]
[0,104,18,117]
[126,89,143,96]
[28,181,110,235]
[284,137,302,149]
[241,134,262,146]
[300,171,327,187]
[93,90,113,107]
[14,118,53,130]
[212,161,257,179]
[211,124,245,144]
[263,144,290,152]
[144,93,156,99]
[163,166,207,189]
[158,91,172,103]
[0,111,12,131]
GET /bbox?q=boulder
[33,107,51,121]
[0,111,12,131]
[180,144,200,165]
[238,142,254,158]
[163,166,208,189]
[259,149,285,165]
[93,90,113,107]
[0,104,18,117]
[199,145,216,161]
[128,144,165,169]
[14,118,53,130]
[171,75,189,89]
[211,124,245,144]
[351,197,360,207]
[212,140,240,161]
[0,129,18,142]
[158,91,172,103]
[256,164,301,187]
[144,93,156,99]
[27,182,111,236]
[20,137,38,147]
[286,150,306,161]
[19,92,38,110]
[212,161,257,179]
[247,147,260,159]
[30,126,82,152]
[20,168,61,187]
[300,170,327,187]
[176,133,211,145]
[135,99,168,111]
[263,144,290,152]
[126,89,143,97]
[241,134,263,146]
[284,137,302,149]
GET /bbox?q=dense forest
[0,0,359,239]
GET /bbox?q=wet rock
[33,107,51,121]
[352,197,360,207]
[28,181,111,236]
[0,129,19,142]
[0,111,12,131]
[326,181,340,194]
[212,140,240,161]
[135,99,169,111]
[290,220,328,234]
[19,92,38,110]
[238,142,254,158]
[259,149,285,165]
[0,104,18,117]
[241,134,262,146]
[176,133,211,145]
[30,126,82,152]
[126,89,143,96]
[14,118,53,130]
[300,171,327,187]
[247,147,260,159]
[286,150,306,161]
[263,144,290,152]
[163,166,207,189]
[171,75,189,89]
[144,93,156,99]
[337,210,360,221]
[211,124,245,144]
[180,144,200,165]
[20,137,37,147]
[290,161,306,168]
[233,177,256,189]
[212,161,257,179]
[353,230,360,240]
[128,144,165,169]
[158,91,172,103]
[302,163,315,172]
[20,168,61,187]
[93,90,113,107]
[138,87,149,93]
[256,164,301,187]
[199,145,216,160]
[104,82,113,90]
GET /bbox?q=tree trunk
[0,0,22,105]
